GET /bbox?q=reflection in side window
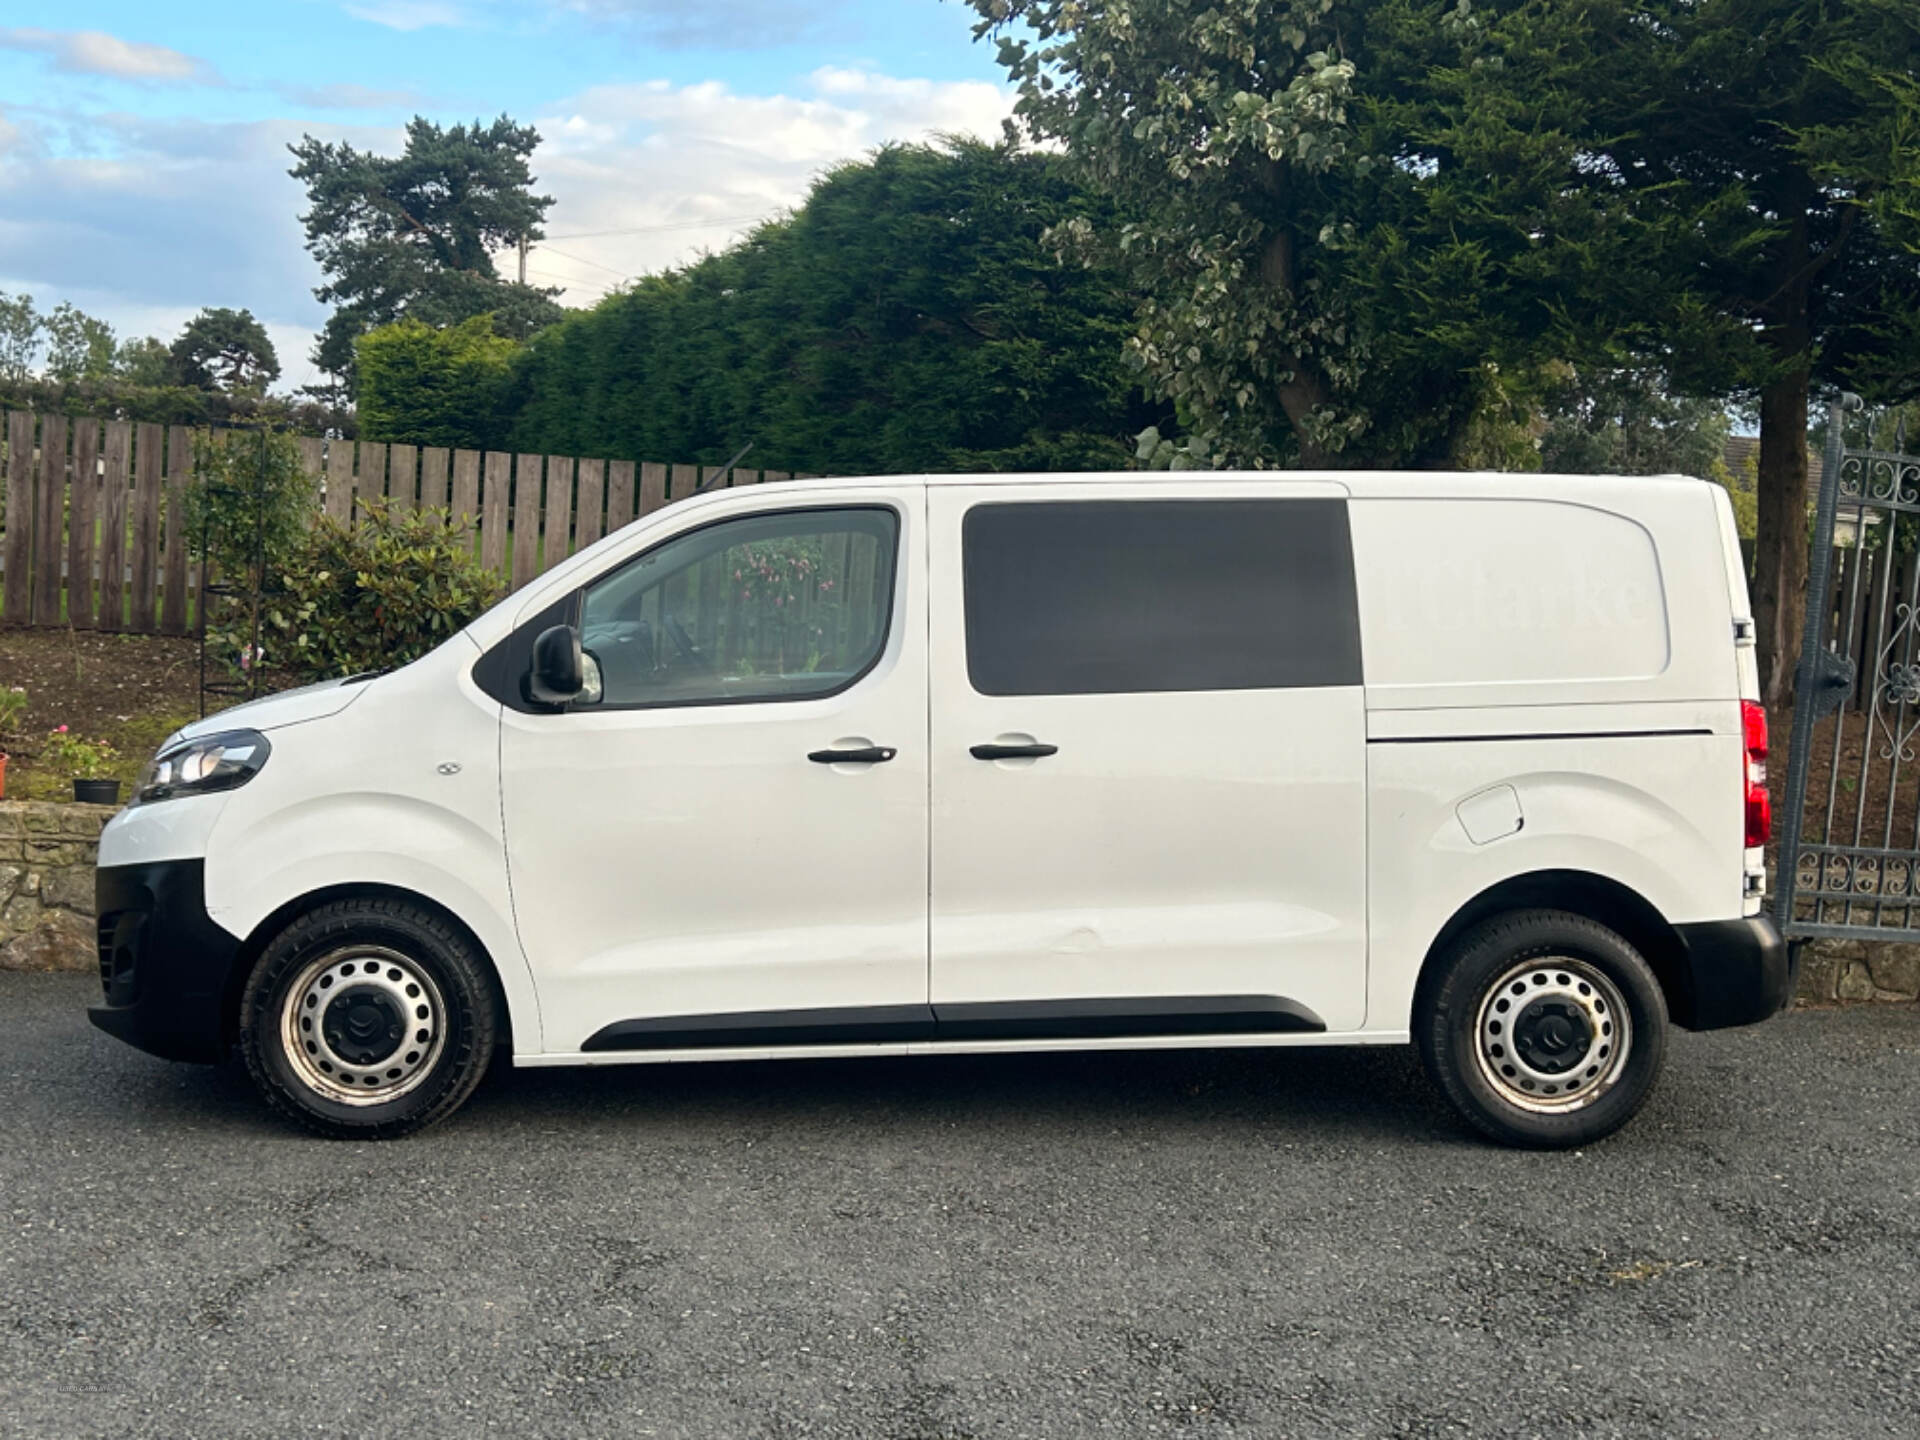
[579,506,899,708]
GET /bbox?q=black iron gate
[1776,397,1920,939]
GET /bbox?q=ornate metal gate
[1775,397,1920,939]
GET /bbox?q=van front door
[500,490,928,1054]
[928,482,1369,1036]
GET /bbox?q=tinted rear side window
[962,499,1362,696]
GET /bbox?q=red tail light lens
[1742,700,1770,848]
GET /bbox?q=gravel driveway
[2,972,1916,1439]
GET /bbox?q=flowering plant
[44,726,121,780]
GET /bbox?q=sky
[0,1,1016,391]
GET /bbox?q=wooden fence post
[606,460,636,533]
[574,459,606,551]
[66,420,99,631]
[511,453,542,590]
[324,437,353,526]
[161,426,192,635]
[129,422,163,632]
[2,412,32,625]
[32,415,67,625]
[98,421,131,631]
[479,451,508,576]
[450,449,482,539]
[541,454,573,574]
[638,461,668,519]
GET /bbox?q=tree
[168,307,281,393]
[289,116,564,392]
[961,0,1666,469]
[356,315,518,451]
[1395,0,1920,704]
[1535,369,1734,483]
[112,335,173,387]
[506,141,1157,473]
[42,303,117,383]
[0,291,40,382]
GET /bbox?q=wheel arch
[1410,869,1697,1028]
[223,883,516,1057]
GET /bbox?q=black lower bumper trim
[87,859,244,1064]
[1673,914,1793,1031]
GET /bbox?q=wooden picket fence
[0,410,807,634]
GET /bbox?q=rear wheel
[1416,908,1667,1148]
[240,898,497,1139]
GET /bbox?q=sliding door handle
[809,746,897,765]
[970,742,1058,761]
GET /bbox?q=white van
[88,472,1789,1146]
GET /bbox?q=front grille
[96,916,115,995]
[96,911,142,1006]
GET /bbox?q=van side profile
[88,472,1790,1146]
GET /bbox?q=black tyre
[239,898,498,1139]
[1416,908,1667,1149]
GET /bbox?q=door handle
[970,742,1059,761]
[809,746,897,765]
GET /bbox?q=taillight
[1743,700,1770,848]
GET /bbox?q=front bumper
[87,860,244,1064]
[1672,914,1794,1031]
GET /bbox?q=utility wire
[542,212,770,241]
[531,243,632,282]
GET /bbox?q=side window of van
[579,506,899,708]
[962,499,1362,696]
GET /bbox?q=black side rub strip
[581,995,1327,1052]
[1369,728,1715,745]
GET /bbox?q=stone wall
[1797,938,1920,1005]
[0,801,114,972]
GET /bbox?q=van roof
[757,470,1713,500]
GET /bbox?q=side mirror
[528,624,584,706]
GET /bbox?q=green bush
[356,315,518,451]
[266,499,503,683]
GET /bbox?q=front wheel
[1416,909,1668,1148]
[240,898,498,1139]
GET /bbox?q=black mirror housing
[528,624,584,705]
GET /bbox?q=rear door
[927,481,1370,1036]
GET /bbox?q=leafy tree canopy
[505,139,1158,474]
[962,0,1679,469]
[357,314,519,451]
[43,303,118,384]
[168,306,281,394]
[289,116,563,392]
[1395,0,1920,700]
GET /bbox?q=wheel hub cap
[279,947,446,1107]
[1473,956,1632,1113]
[322,987,407,1067]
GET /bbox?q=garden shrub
[266,499,503,683]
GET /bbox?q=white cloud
[524,68,1014,300]
[0,109,351,391]
[0,65,1014,388]
[343,2,466,32]
[0,28,216,84]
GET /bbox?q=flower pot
[0,753,8,800]
[73,777,121,806]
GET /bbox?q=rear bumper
[86,860,243,1064]
[1672,914,1794,1031]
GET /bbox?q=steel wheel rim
[280,946,446,1106]
[1472,955,1632,1114]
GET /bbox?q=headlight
[134,729,272,804]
